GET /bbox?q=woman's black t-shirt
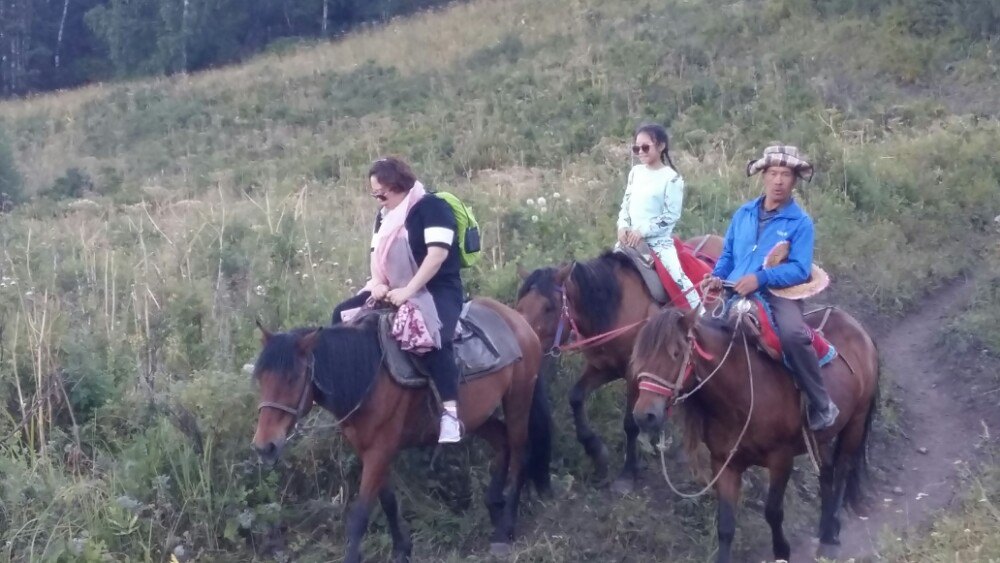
[372,194,463,296]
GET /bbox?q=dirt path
[781,277,981,562]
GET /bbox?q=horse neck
[569,267,650,336]
[689,324,758,421]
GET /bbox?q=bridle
[634,296,758,499]
[257,357,314,429]
[547,283,648,356]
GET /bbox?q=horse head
[250,322,321,464]
[630,308,699,434]
[514,264,566,350]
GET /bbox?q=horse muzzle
[252,437,286,465]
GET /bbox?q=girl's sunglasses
[631,144,653,155]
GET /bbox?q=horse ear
[555,262,573,285]
[516,263,531,280]
[679,307,700,333]
[296,328,322,354]
[255,317,273,345]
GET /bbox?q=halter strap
[257,358,314,425]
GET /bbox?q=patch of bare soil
[778,275,999,562]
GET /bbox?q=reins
[635,297,757,499]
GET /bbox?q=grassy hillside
[0,0,998,560]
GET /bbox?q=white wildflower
[254,285,266,296]
[539,206,547,214]
[332,262,340,267]
[24,291,33,297]
[312,263,318,268]
[536,197,547,207]
[345,278,353,285]
[552,192,561,199]
[302,274,310,279]
[526,198,535,206]
[531,215,539,223]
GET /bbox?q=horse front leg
[474,417,510,530]
[379,484,412,563]
[611,379,641,494]
[569,366,616,481]
[713,464,743,563]
[764,452,793,561]
[345,449,393,563]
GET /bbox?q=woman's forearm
[404,246,448,293]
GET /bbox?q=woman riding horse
[331,157,465,443]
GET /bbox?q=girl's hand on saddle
[386,287,415,307]
[733,274,760,296]
[624,229,643,248]
[617,228,631,246]
[371,283,390,301]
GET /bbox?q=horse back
[808,307,879,399]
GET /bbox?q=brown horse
[630,303,879,563]
[251,298,550,562]
[514,234,722,492]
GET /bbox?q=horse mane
[254,316,384,420]
[630,308,685,366]
[516,266,559,304]
[569,251,635,334]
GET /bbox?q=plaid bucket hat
[746,145,814,182]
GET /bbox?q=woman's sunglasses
[631,144,653,155]
[371,191,388,202]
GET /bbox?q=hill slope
[0,0,998,560]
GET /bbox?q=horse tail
[525,369,553,497]
[844,359,879,514]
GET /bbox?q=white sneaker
[438,412,463,443]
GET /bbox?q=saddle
[615,237,714,308]
[717,294,837,367]
[376,301,523,388]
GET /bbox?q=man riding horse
[703,145,839,431]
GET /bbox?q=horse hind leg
[817,413,868,558]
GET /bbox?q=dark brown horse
[514,234,722,492]
[251,298,550,562]
[630,303,879,563]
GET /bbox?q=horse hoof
[816,542,840,560]
[489,542,513,557]
[610,477,635,495]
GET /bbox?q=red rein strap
[553,285,647,353]
[560,318,647,351]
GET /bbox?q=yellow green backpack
[434,191,481,268]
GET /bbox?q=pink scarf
[369,181,426,287]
